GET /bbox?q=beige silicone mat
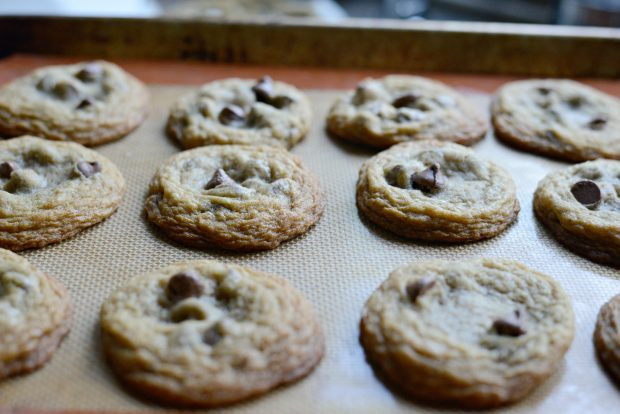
[2,86,619,413]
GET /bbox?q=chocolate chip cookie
[167,76,311,149]
[492,79,620,161]
[594,294,620,383]
[0,135,125,250]
[326,75,487,148]
[100,260,324,407]
[145,145,324,251]
[534,159,620,267]
[360,259,574,408]
[0,248,71,379]
[0,61,149,146]
[356,140,519,242]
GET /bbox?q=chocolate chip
[0,161,18,179]
[75,63,103,83]
[76,97,94,110]
[386,165,406,187]
[252,76,274,103]
[205,168,235,190]
[567,96,583,108]
[493,312,526,337]
[392,93,420,108]
[166,272,204,303]
[406,277,436,303]
[571,180,601,209]
[76,161,101,178]
[218,105,245,126]
[52,81,79,101]
[203,326,222,346]
[411,163,445,192]
[271,95,294,109]
[588,117,607,131]
[537,87,551,95]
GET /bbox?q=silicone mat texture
[1,86,619,413]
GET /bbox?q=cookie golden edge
[594,294,620,384]
[355,141,520,242]
[144,146,325,252]
[0,250,72,379]
[359,259,574,408]
[0,136,126,251]
[100,260,324,407]
[0,61,150,146]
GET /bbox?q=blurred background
[0,0,618,26]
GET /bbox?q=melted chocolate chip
[218,105,245,126]
[392,93,420,108]
[52,82,79,101]
[166,272,204,303]
[75,63,103,83]
[537,87,551,95]
[271,95,294,109]
[252,76,274,103]
[203,326,222,346]
[571,180,601,209]
[205,168,235,190]
[76,161,102,178]
[411,163,445,192]
[588,117,607,131]
[406,277,436,303]
[0,161,18,179]
[567,96,583,108]
[76,97,94,110]
[493,312,526,337]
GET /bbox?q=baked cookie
[100,260,324,407]
[534,159,620,267]
[0,248,71,379]
[0,61,149,146]
[145,145,324,251]
[356,140,519,242]
[167,76,311,149]
[594,294,620,383]
[360,259,574,408]
[0,135,125,250]
[326,75,487,148]
[492,79,620,161]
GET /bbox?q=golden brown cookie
[145,145,324,251]
[0,248,71,379]
[100,260,324,407]
[0,136,126,250]
[356,140,519,242]
[0,61,149,146]
[492,79,620,161]
[326,75,487,148]
[594,294,620,383]
[167,76,312,149]
[533,159,620,267]
[360,259,574,408]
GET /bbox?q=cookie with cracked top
[100,259,324,407]
[145,145,324,251]
[360,258,574,408]
[0,61,149,146]
[594,293,620,383]
[167,76,312,149]
[0,248,72,379]
[326,75,487,148]
[0,136,125,250]
[356,140,519,242]
[492,79,620,161]
[533,159,620,267]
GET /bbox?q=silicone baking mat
[1,85,619,413]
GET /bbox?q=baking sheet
[1,85,619,413]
